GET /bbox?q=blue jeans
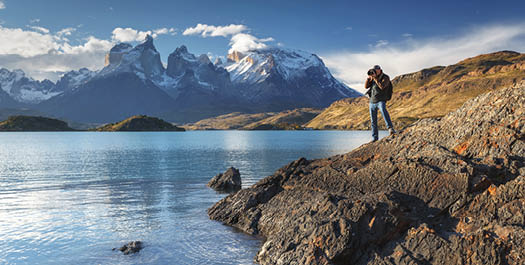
[369,101,393,140]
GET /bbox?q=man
[365,65,396,142]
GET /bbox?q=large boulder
[208,167,242,192]
[208,82,525,264]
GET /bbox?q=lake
[0,130,387,264]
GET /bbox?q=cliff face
[208,82,525,264]
[306,51,525,130]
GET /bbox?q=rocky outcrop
[0,115,75,131]
[208,167,242,192]
[114,241,143,255]
[95,115,185,131]
[208,82,525,264]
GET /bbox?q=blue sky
[1,0,525,90]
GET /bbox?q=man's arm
[365,77,373,88]
[374,75,390,90]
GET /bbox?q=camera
[367,69,376,76]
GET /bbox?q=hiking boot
[369,138,378,143]
[389,128,397,135]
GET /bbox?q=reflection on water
[0,130,386,264]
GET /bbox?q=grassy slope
[183,108,322,130]
[242,108,322,130]
[306,51,525,130]
[0,115,75,131]
[95,115,185,131]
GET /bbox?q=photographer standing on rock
[365,65,396,142]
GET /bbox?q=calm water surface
[0,130,387,264]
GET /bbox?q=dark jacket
[365,73,391,103]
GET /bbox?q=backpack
[385,80,393,101]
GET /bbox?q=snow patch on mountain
[0,68,60,104]
[223,47,360,98]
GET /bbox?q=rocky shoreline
[208,82,524,264]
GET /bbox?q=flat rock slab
[208,167,242,192]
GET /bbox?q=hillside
[0,115,75,131]
[95,115,185,132]
[209,82,525,264]
[242,108,322,130]
[307,50,525,129]
[183,108,322,130]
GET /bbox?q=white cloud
[374,40,388,48]
[154,27,177,36]
[183,23,273,53]
[321,23,525,93]
[183,23,247,37]
[229,33,273,53]
[30,18,41,24]
[28,26,50,34]
[111,27,176,42]
[0,1,5,9]
[0,26,60,57]
[57,27,76,37]
[0,26,111,81]
[0,25,177,81]
[402,33,413,38]
[345,26,353,31]
[111,27,151,42]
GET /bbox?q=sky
[1,0,525,92]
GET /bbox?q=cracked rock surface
[208,82,525,264]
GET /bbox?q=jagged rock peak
[175,45,188,54]
[135,34,157,51]
[198,54,211,64]
[110,43,133,53]
[227,51,245,63]
[105,43,133,66]
[214,57,223,66]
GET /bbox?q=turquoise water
[0,131,386,264]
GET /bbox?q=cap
[373,65,381,70]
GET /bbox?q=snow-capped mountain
[99,35,168,84]
[221,47,361,109]
[53,68,96,93]
[1,35,360,123]
[0,68,60,104]
[165,45,231,98]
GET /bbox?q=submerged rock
[208,82,525,264]
[208,167,242,192]
[114,241,143,255]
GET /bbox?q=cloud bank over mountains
[0,25,176,81]
[183,23,274,53]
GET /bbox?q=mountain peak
[105,43,133,66]
[198,54,211,64]
[135,34,157,52]
[175,45,189,54]
[227,51,245,63]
